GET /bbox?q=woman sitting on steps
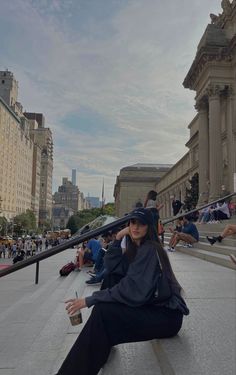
[55,208,189,375]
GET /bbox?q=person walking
[55,208,189,375]
[144,190,164,237]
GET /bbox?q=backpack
[59,262,76,276]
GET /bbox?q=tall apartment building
[0,70,53,225]
[24,112,53,225]
[72,169,76,186]
[53,178,80,212]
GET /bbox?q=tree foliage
[13,210,37,235]
[0,216,7,236]
[184,173,199,211]
[66,203,116,235]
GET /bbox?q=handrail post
[35,261,39,284]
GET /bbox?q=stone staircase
[164,221,236,270]
[0,244,235,375]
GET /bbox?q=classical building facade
[0,70,53,225]
[184,0,236,204]
[156,1,236,218]
[114,1,236,219]
[114,163,172,217]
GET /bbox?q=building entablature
[209,1,236,37]
[156,153,190,193]
[183,1,236,93]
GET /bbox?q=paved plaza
[0,245,235,375]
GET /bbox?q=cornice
[183,1,236,90]
[0,96,21,124]
[183,47,232,90]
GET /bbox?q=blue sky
[0,0,222,202]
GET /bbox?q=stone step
[52,270,162,375]
[195,241,236,256]
[199,235,236,247]
[173,245,236,270]
[0,249,81,375]
[1,248,236,375]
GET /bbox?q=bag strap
[155,247,163,271]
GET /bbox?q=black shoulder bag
[153,249,172,304]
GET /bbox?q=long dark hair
[144,190,158,207]
[125,219,182,293]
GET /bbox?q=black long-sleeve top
[85,240,189,315]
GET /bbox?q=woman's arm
[85,242,159,308]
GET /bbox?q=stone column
[207,85,223,201]
[226,87,236,194]
[196,100,209,205]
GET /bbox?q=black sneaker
[86,278,102,286]
[207,236,216,245]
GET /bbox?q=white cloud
[0,0,223,201]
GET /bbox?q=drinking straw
[75,291,78,299]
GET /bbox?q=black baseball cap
[128,208,153,225]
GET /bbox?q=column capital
[195,98,208,112]
[206,84,222,98]
[205,83,234,99]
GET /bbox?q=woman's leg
[56,304,112,375]
[56,303,183,375]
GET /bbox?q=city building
[86,196,100,208]
[114,163,172,217]
[0,70,53,225]
[72,169,77,186]
[114,2,236,219]
[52,177,90,226]
[53,177,83,213]
[51,205,74,230]
[0,71,34,220]
[24,112,53,226]
[155,1,236,218]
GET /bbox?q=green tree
[184,173,199,211]
[13,209,37,235]
[103,202,115,216]
[66,205,116,234]
[0,216,7,236]
[67,215,79,235]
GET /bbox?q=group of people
[0,238,46,260]
[197,200,231,224]
[53,189,235,375]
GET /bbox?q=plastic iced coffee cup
[69,309,83,326]
[69,291,82,325]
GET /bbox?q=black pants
[213,210,228,221]
[56,303,183,375]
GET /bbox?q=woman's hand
[116,227,130,241]
[65,298,87,315]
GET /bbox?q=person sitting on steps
[207,224,236,245]
[165,215,199,252]
[55,208,189,375]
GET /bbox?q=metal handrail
[0,192,235,282]
[162,192,236,225]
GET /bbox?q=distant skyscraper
[72,169,76,186]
